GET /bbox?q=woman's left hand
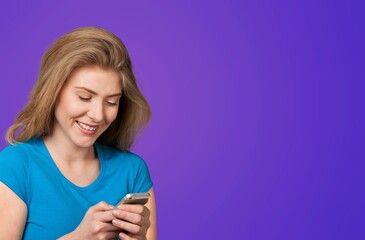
[111,204,151,240]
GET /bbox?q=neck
[43,135,96,164]
[43,135,100,187]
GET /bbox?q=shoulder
[0,138,45,170]
[0,139,41,161]
[0,139,42,204]
[96,143,153,192]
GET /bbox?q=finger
[89,201,115,213]
[118,231,144,240]
[99,222,122,232]
[112,209,149,226]
[92,221,121,233]
[93,209,116,223]
[112,218,146,236]
[117,204,150,217]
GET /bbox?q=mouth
[76,121,99,132]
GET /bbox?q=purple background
[0,1,364,239]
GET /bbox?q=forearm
[146,227,157,240]
[146,188,157,240]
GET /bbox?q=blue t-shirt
[0,138,153,239]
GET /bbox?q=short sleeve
[130,153,153,193]
[0,145,30,204]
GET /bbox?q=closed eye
[79,96,91,101]
[106,101,119,106]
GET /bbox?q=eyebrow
[74,87,122,97]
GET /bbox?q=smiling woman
[49,67,122,149]
[0,27,156,240]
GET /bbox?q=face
[51,66,122,149]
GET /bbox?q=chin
[72,136,98,148]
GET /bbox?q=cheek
[56,100,87,119]
[69,104,87,115]
[105,108,119,123]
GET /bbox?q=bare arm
[0,182,27,239]
[145,188,157,240]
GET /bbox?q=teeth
[77,121,97,131]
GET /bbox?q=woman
[0,27,156,239]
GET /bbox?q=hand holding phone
[112,192,151,238]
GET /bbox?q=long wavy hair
[6,27,151,151]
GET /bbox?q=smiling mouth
[76,121,98,131]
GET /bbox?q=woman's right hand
[58,201,121,240]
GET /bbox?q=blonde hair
[6,27,151,151]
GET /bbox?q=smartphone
[118,192,150,205]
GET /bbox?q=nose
[87,100,105,123]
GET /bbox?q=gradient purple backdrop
[0,1,364,239]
